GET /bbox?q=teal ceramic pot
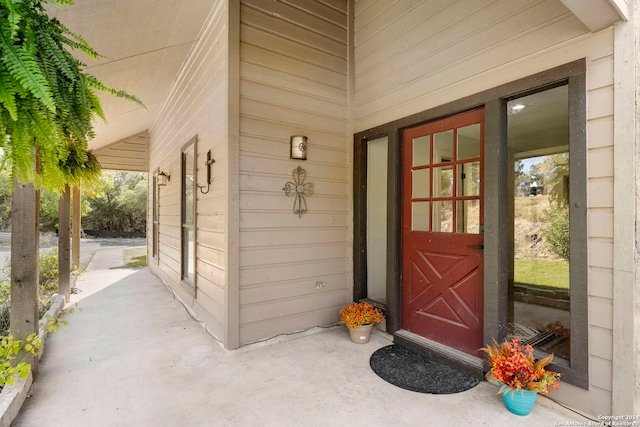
[501,386,538,416]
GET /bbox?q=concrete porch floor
[13,246,591,426]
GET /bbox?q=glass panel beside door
[366,136,388,304]
[507,85,571,361]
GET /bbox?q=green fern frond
[0,29,55,112]
[86,90,105,122]
[0,69,18,120]
[25,106,56,150]
[57,26,100,60]
[6,109,37,184]
[2,0,23,39]
[52,143,101,189]
[36,29,78,82]
[85,75,147,110]
[46,0,76,10]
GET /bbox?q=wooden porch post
[58,185,71,302]
[72,185,81,270]
[10,180,40,372]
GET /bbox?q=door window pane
[432,200,452,232]
[412,202,430,231]
[433,130,453,163]
[456,200,480,233]
[433,165,453,197]
[457,123,480,160]
[412,168,430,198]
[457,162,480,196]
[412,135,431,166]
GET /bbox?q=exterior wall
[611,1,639,416]
[353,0,619,416]
[148,1,229,341]
[238,0,350,345]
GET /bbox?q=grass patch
[123,247,147,268]
[514,259,569,289]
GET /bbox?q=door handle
[467,243,484,250]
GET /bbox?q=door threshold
[394,329,484,379]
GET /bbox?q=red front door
[401,109,484,356]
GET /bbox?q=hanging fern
[0,0,144,193]
[0,27,56,113]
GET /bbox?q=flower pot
[501,387,538,416]
[348,324,373,344]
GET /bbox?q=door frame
[353,59,587,385]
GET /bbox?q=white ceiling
[52,0,216,150]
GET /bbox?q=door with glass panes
[401,109,484,356]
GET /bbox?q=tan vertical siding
[354,0,616,416]
[238,0,349,344]
[148,2,228,341]
[355,0,611,131]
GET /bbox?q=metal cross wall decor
[282,166,314,218]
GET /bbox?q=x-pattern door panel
[402,109,484,356]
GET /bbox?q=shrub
[38,248,59,292]
[542,207,569,260]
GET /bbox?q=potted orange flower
[339,301,384,344]
[481,338,561,416]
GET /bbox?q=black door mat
[369,344,480,394]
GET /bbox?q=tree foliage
[82,172,147,233]
[0,170,146,233]
[541,153,570,260]
[0,0,144,191]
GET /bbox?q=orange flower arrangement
[481,338,561,395]
[339,302,385,329]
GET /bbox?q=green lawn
[514,259,569,289]
[123,247,147,268]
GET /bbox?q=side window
[181,137,196,290]
[152,171,159,260]
[366,136,388,304]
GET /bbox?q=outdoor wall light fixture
[158,171,170,186]
[290,135,307,160]
[197,149,216,194]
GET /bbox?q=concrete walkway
[13,246,591,426]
